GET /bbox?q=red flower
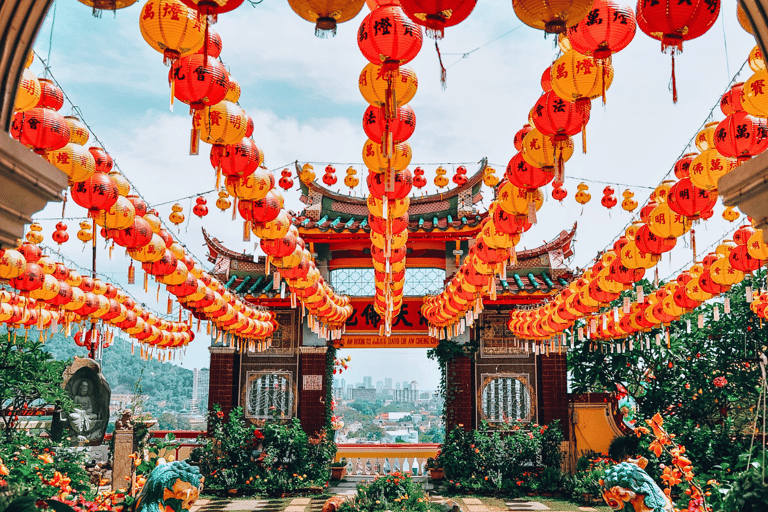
[254,430,264,439]
[216,411,224,418]
[713,376,728,388]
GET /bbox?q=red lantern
[367,169,413,199]
[505,152,553,191]
[699,267,729,295]
[639,201,658,224]
[35,78,65,111]
[601,186,617,209]
[71,173,119,215]
[17,242,41,263]
[362,105,416,143]
[452,165,468,186]
[142,249,178,276]
[11,262,44,293]
[552,183,567,201]
[667,178,717,220]
[170,54,229,111]
[530,91,587,145]
[89,147,114,173]
[608,258,644,285]
[196,27,223,58]
[278,168,294,190]
[720,82,745,116]
[372,244,406,264]
[399,0,477,39]
[714,112,768,163]
[368,213,409,234]
[673,284,700,310]
[588,278,619,304]
[514,124,533,152]
[636,0,720,103]
[193,197,209,218]
[238,195,281,224]
[49,281,73,307]
[734,224,756,245]
[11,109,70,154]
[358,6,423,70]
[126,195,148,217]
[323,165,338,186]
[179,0,244,17]
[111,217,153,249]
[730,244,762,272]
[412,167,427,189]
[541,66,552,92]
[492,204,531,234]
[52,222,69,245]
[567,0,636,60]
[635,224,676,255]
[674,152,697,179]
[211,137,260,178]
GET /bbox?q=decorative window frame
[243,370,296,420]
[247,310,297,357]
[479,312,530,358]
[477,373,536,424]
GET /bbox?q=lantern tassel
[143,271,148,293]
[671,53,678,104]
[232,196,238,221]
[215,164,222,190]
[128,262,135,284]
[527,200,537,224]
[601,58,607,106]
[581,119,587,154]
[691,228,697,263]
[190,127,199,156]
[61,190,67,218]
[555,149,565,185]
[435,41,447,90]
[167,297,173,314]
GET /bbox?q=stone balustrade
[335,443,440,478]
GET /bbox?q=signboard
[337,298,436,348]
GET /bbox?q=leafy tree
[350,400,377,417]
[397,415,412,423]
[0,333,72,440]
[351,424,385,441]
[158,411,178,430]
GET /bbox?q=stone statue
[54,358,110,445]
[600,458,674,512]
[133,461,203,512]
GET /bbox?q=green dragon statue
[600,458,673,512]
[133,461,204,512]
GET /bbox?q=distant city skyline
[332,348,440,391]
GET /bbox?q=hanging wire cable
[441,25,525,69]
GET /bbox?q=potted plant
[330,458,347,480]
[426,456,444,480]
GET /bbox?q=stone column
[111,414,134,492]
[207,346,238,431]
[445,354,474,433]
[297,346,328,436]
[538,353,569,437]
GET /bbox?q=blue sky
[27,1,758,384]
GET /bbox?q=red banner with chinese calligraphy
[336,298,436,348]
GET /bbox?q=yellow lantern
[742,70,768,118]
[193,101,247,146]
[144,212,162,234]
[0,250,26,279]
[434,166,448,188]
[344,167,359,189]
[253,211,292,239]
[45,144,96,183]
[653,181,675,204]
[722,206,740,222]
[625,221,643,241]
[77,221,93,244]
[575,182,591,205]
[512,0,594,34]
[619,240,659,270]
[158,260,189,286]
[139,0,206,64]
[483,166,499,187]
[716,240,738,258]
[621,189,637,212]
[225,75,241,103]
[108,171,131,196]
[689,149,737,191]
[37,256,56,275]
[371,231,407,250]
[551,49,614,108]
[169,203,185,227]
[522,128,574,171]
[93,196,136,230]
[215,190,231,211]
[694,121,719,152]
[498,182,543,216]
[362,139,412,173]
[26,223,43,244]
[226,169,273,200]
[366,196,410,218]
[748,230,768,260]
[64,116,90,146]
[359,64,418,109]
[14,69,40,113]
[62,287,87,311]
[648,202,692,239]
[300,163,316,184]
[749,46,766,73]
[288,0,366,37]
[128,233,166,263]
[710,256,745,286]
[738,3,754,34]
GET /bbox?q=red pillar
[207,346,239,432]
[538,353,569,437]
[298,347,328,436]
[445,354,474,433]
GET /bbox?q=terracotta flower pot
[429,468,444,480]
[331,466,347,480]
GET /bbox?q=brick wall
[207,347,238,432]
[538,353,569,437]
[446,355,474,433]
[297,347,327,436]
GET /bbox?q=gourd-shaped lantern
[552,183,567,202]
[452,165,468,186]
[399,0,477,39]
[601,186,617,209]
[77,221,94,244]
[25,223,43,244]
[52,222,69,245]
[299,163,316,184]
[216,190,231,211]
[434,166,448,188]
[483,166,499,187]
[413,167,427,189]
[323,165,338,186]
[193,197,208,218]
[511,0,594,34]
[750,45,766,73]
[358,6,423,71]
[575,182,591,205]
[288,0,366,37]
[568,0,636,61]
[344,167,360,189]
[723,206,740,222]
[636,0,720,103]
[170,203,185,228]
[14,68,41,113]
[140,0,206,65]
[714,112,768,164]
[621,189,637,212]
[279,169,295,190]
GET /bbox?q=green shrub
[570,454,614,503]
[336,472,434,512]
[608,435,641,462]
[721,465,768,512]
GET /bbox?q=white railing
[335,443,440,478]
